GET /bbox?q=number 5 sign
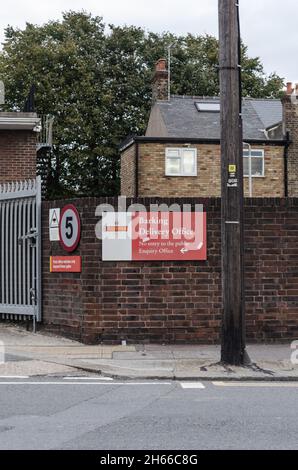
[59,205,81,252]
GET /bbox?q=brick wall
[138,143,221,197]
[42,197,298,344]
[120,144,136,197]
[283,94,298,197]
[121,142,285,198]
[0,130,37,183]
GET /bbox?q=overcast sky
[1,0,297,83]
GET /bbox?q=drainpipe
[284,131,290,198]
[135,141,139,197]
[243,142,253,197]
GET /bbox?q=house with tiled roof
[120,59,298,198]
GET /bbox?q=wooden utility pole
[218,0,246,365]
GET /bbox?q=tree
[0,12,284,197]
[1,12,107,197]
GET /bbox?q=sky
[1,0,297,83]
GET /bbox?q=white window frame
[165,148,197,177]
[243,149,265,178]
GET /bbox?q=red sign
[132,212,206,261]
[50,256,82,273]
[102,212,207,261]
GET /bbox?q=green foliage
[0,11,284,197]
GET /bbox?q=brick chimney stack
[152,58,168,102]
[286,82,293,95]
[282,81,298,196]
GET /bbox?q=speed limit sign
[59,205,81,252]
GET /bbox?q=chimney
[286,82,293,95]
[282,80,298,196]
[152,58,168,102]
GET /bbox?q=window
[243,149,265,177]
[195,102,220,112]
[165,148,197,176]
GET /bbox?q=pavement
[0,323,297,380]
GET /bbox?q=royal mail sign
[102,211,207,261]
[50,256,82,273]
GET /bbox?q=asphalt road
[0,377,297,450]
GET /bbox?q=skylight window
[195,102,220,112]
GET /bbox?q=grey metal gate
[0,177,42,324]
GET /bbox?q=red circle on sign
[59,204,81,253]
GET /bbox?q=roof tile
[156,96,283,141]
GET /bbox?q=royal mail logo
[105,225,128,232]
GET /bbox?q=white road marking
[63,376,114,381]
[213,381,298,388]
[0,381,172,386]
[0,376,29,379]
[180,382,205,389]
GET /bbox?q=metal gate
[0,177,42,324]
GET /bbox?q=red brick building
[0,112,40,184]
[121,60,298,199]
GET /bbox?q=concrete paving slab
[1,324,297,381]
[0,360,79,377]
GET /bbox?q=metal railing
[0,178,42,324]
